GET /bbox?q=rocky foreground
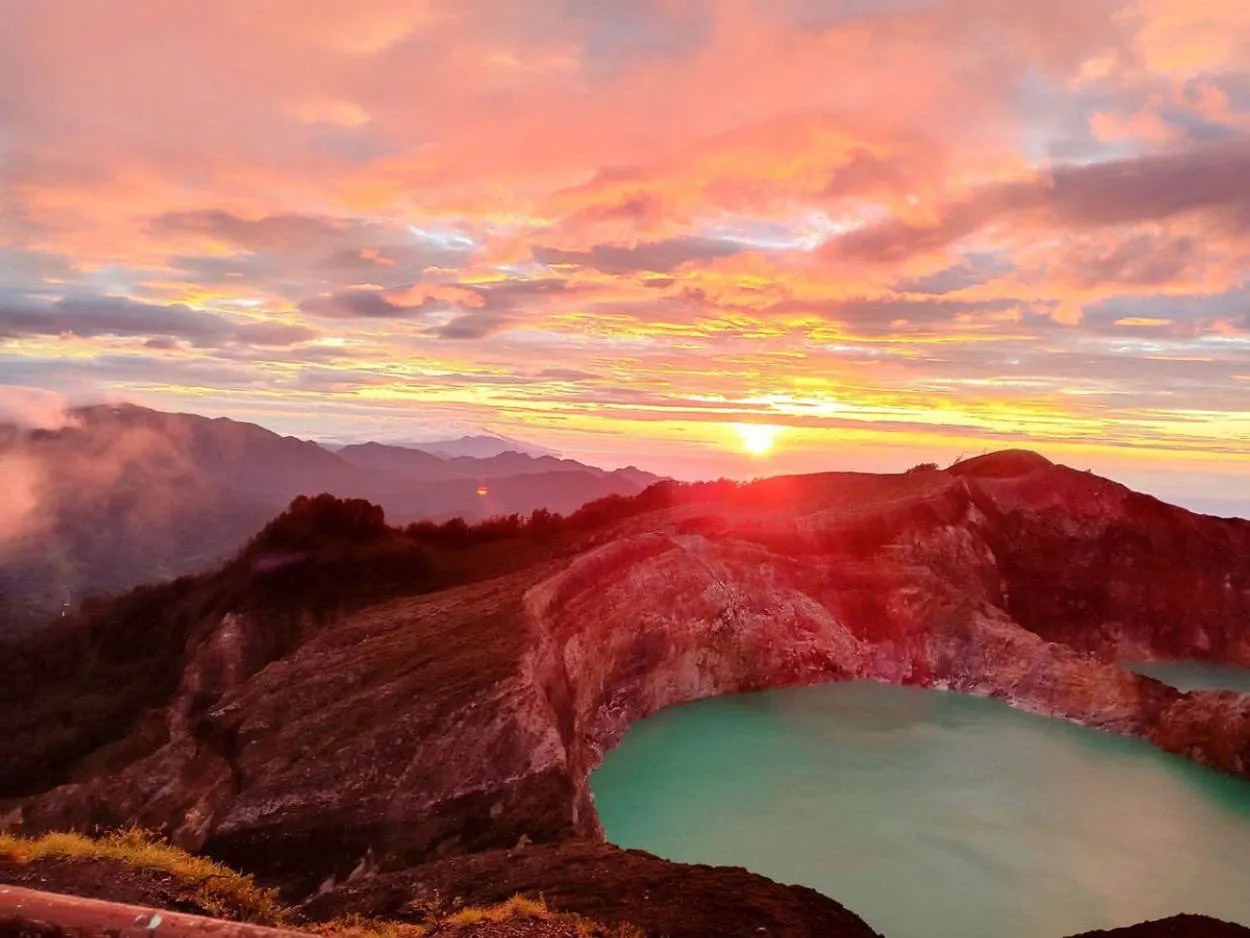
[2,451,1249,936]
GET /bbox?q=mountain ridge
[413,432,560,459]
[0,405,658,633]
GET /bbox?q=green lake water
[1123,660,1250,694]
[591,681,1250,938]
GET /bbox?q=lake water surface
[591,681,1250,938]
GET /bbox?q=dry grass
[0,827,285,925]
[0,830,640,938]
[306,912,429,938]
[444,895,553,925]
[442,895,643,936]
[302,894,644,938]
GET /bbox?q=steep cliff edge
[520,456,1250,830]
[951,451,1250,664]
[3,454,1249,935]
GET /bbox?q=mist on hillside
[0,390,657,633]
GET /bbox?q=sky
[2,0,1249,512]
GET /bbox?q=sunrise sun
[733,424,782,456]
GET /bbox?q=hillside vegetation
[0,481,720,798]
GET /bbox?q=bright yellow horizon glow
[733,423,783,456]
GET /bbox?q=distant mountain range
[0,404,658,633]
[323,432,558,460]
[403,433,560,459]
[336,440,656,488]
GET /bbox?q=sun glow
[733,423,782,456]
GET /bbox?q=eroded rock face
[17,611,265,849]
[952,452,1250,665]
[12,453,1250,910]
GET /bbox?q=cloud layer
[1,0,1249,494]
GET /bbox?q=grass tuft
[306,912,430,938]
[443,894,643,936]
[0,826,285,925]
[445,894,553,924]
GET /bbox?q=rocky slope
[3,853,1246,938]
[0,848,879,938]
[3,451,1249,935]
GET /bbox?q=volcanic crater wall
[9,453,1250,889]
[517,461,1250,845]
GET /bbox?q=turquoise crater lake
[591,681,1250,938]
